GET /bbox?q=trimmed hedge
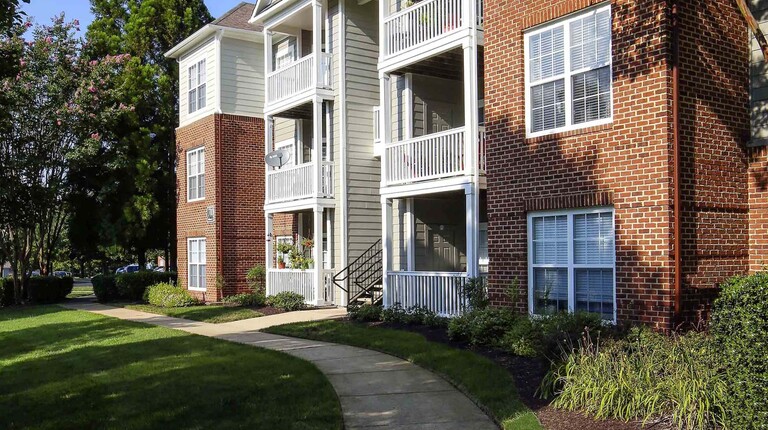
[93,271,177,303]
[266,292,306,311]
[222,292,266,307]
[27,276,74,303]
[0,278,13,307]
[145,282,199,307]
[710,272,768,429]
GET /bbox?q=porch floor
[63,299,496,430]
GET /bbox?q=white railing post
[266,213,273,296]
[382,197,393,308]
[313,0,322,90]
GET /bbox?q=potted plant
[277,255,286,269]
[275,242,293,269]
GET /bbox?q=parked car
[53,271,71,277]
[115,264,140,274]
[153,266,166,272]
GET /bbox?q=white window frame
[187,146,205,202]
[188,59,207,114]
[527,207,616,322]
[524,4,613,138]
[274,41,296,71]
[187,237,207,292]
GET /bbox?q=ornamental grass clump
[541,327,727,430]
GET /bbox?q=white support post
[313,207,324,305]
[265,213,274,296]
[382,198,393,308]
[406,198,415,271]
[379,0,387,61]
[465,185,478,279]
[264,30,273,104]
[463,40,479,178]
[313,98,323,196]
[380,73,392,185]
[312,0,322,87]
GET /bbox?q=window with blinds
[188,59,206,114]
[187,147,205,202]
[188,238,207,291]
[525,5,612,136]
[528,208,615,320]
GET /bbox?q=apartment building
[483,0,768,328]
[166,3,266,301]
[251,0,382,306]
[170,1,767,329]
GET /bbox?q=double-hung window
[528,208,615,321]
[187,147,205,201]
[188,237,207,291]
[525,5,612,136]
[188,59,206,114]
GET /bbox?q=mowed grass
[123,303,263,324]
[0,306,342,430]
[67,286,94,298]
[265,320,543,430]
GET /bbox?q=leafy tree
[0,15,135,302]
[73,0,212,270]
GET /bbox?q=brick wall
[176,115,219,301]
[748,145,768,272]
[176,114,266,301]
[218,114,267,296]
[485,0,756,328]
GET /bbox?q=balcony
[382,126,485,187]
[266,161,334,205]
[266,53,332,111]
[381,0,484,65]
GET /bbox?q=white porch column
[312,0,322,86]
[312,98,323,196]
[382,197,393,307]
[313,207,324,305]
[264,29,273,104]
[379,72,392,184]
[462,41,478,178]
[265,213,274,296]
[465,186,478,278]
[379,0,388,61]
[406,198,415,271]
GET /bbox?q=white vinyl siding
[525,5,612,137]
[528,208,615,321]
[188,237,207,291]
[187,147,205,202]
[178,37,215,127]
[188,59,207,114]
[220,37,265,118]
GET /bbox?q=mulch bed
[370,320,659,430]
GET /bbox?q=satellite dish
[265,148,290,168]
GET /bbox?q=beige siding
[220,37,264,118]
[344,0,381,266]
[179,37,216,127]
[751,3,768,144]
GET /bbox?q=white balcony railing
[266,161,334,204]
[267,269,316,303]
[387,271,468,316]
[383,0,483,59]
[385,127,466,185]
[266,53,332,105]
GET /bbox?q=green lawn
[67,286,94,298]
[123,304,264,323]
[0,306,342,430]
[265,320,543,430]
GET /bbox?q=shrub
[710,272,768,429]
[541,328,727,429]
[461,276,489,310]
[246,265,266,295]
[222,292,266,307]
[380,303,407,323]
[116,271,177,302]
[348,303,382,322]
[26,276,73,303]
[0,278,14,307]
[145,282,200,307]
[266,291,306,311]
[447,307,517,347]
[92,274,118,302]
[500,317,542,357]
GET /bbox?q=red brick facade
[176,114,266,301]
[484,0,764,328]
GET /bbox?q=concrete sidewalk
[62,299,498,430]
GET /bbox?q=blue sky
[21,0,244,37]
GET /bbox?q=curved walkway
[62,299,497,430]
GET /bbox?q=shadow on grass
[0,306,341,430]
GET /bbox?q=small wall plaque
[206,206,215,224]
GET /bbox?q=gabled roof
[212,2,257,31]
[164,2,261,59]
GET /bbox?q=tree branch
[735,0,768,60]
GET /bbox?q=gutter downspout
[215,114,224,302]
[339,0,349,305]
[671,0,682,323]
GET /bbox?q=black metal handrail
[333,240,383,306]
